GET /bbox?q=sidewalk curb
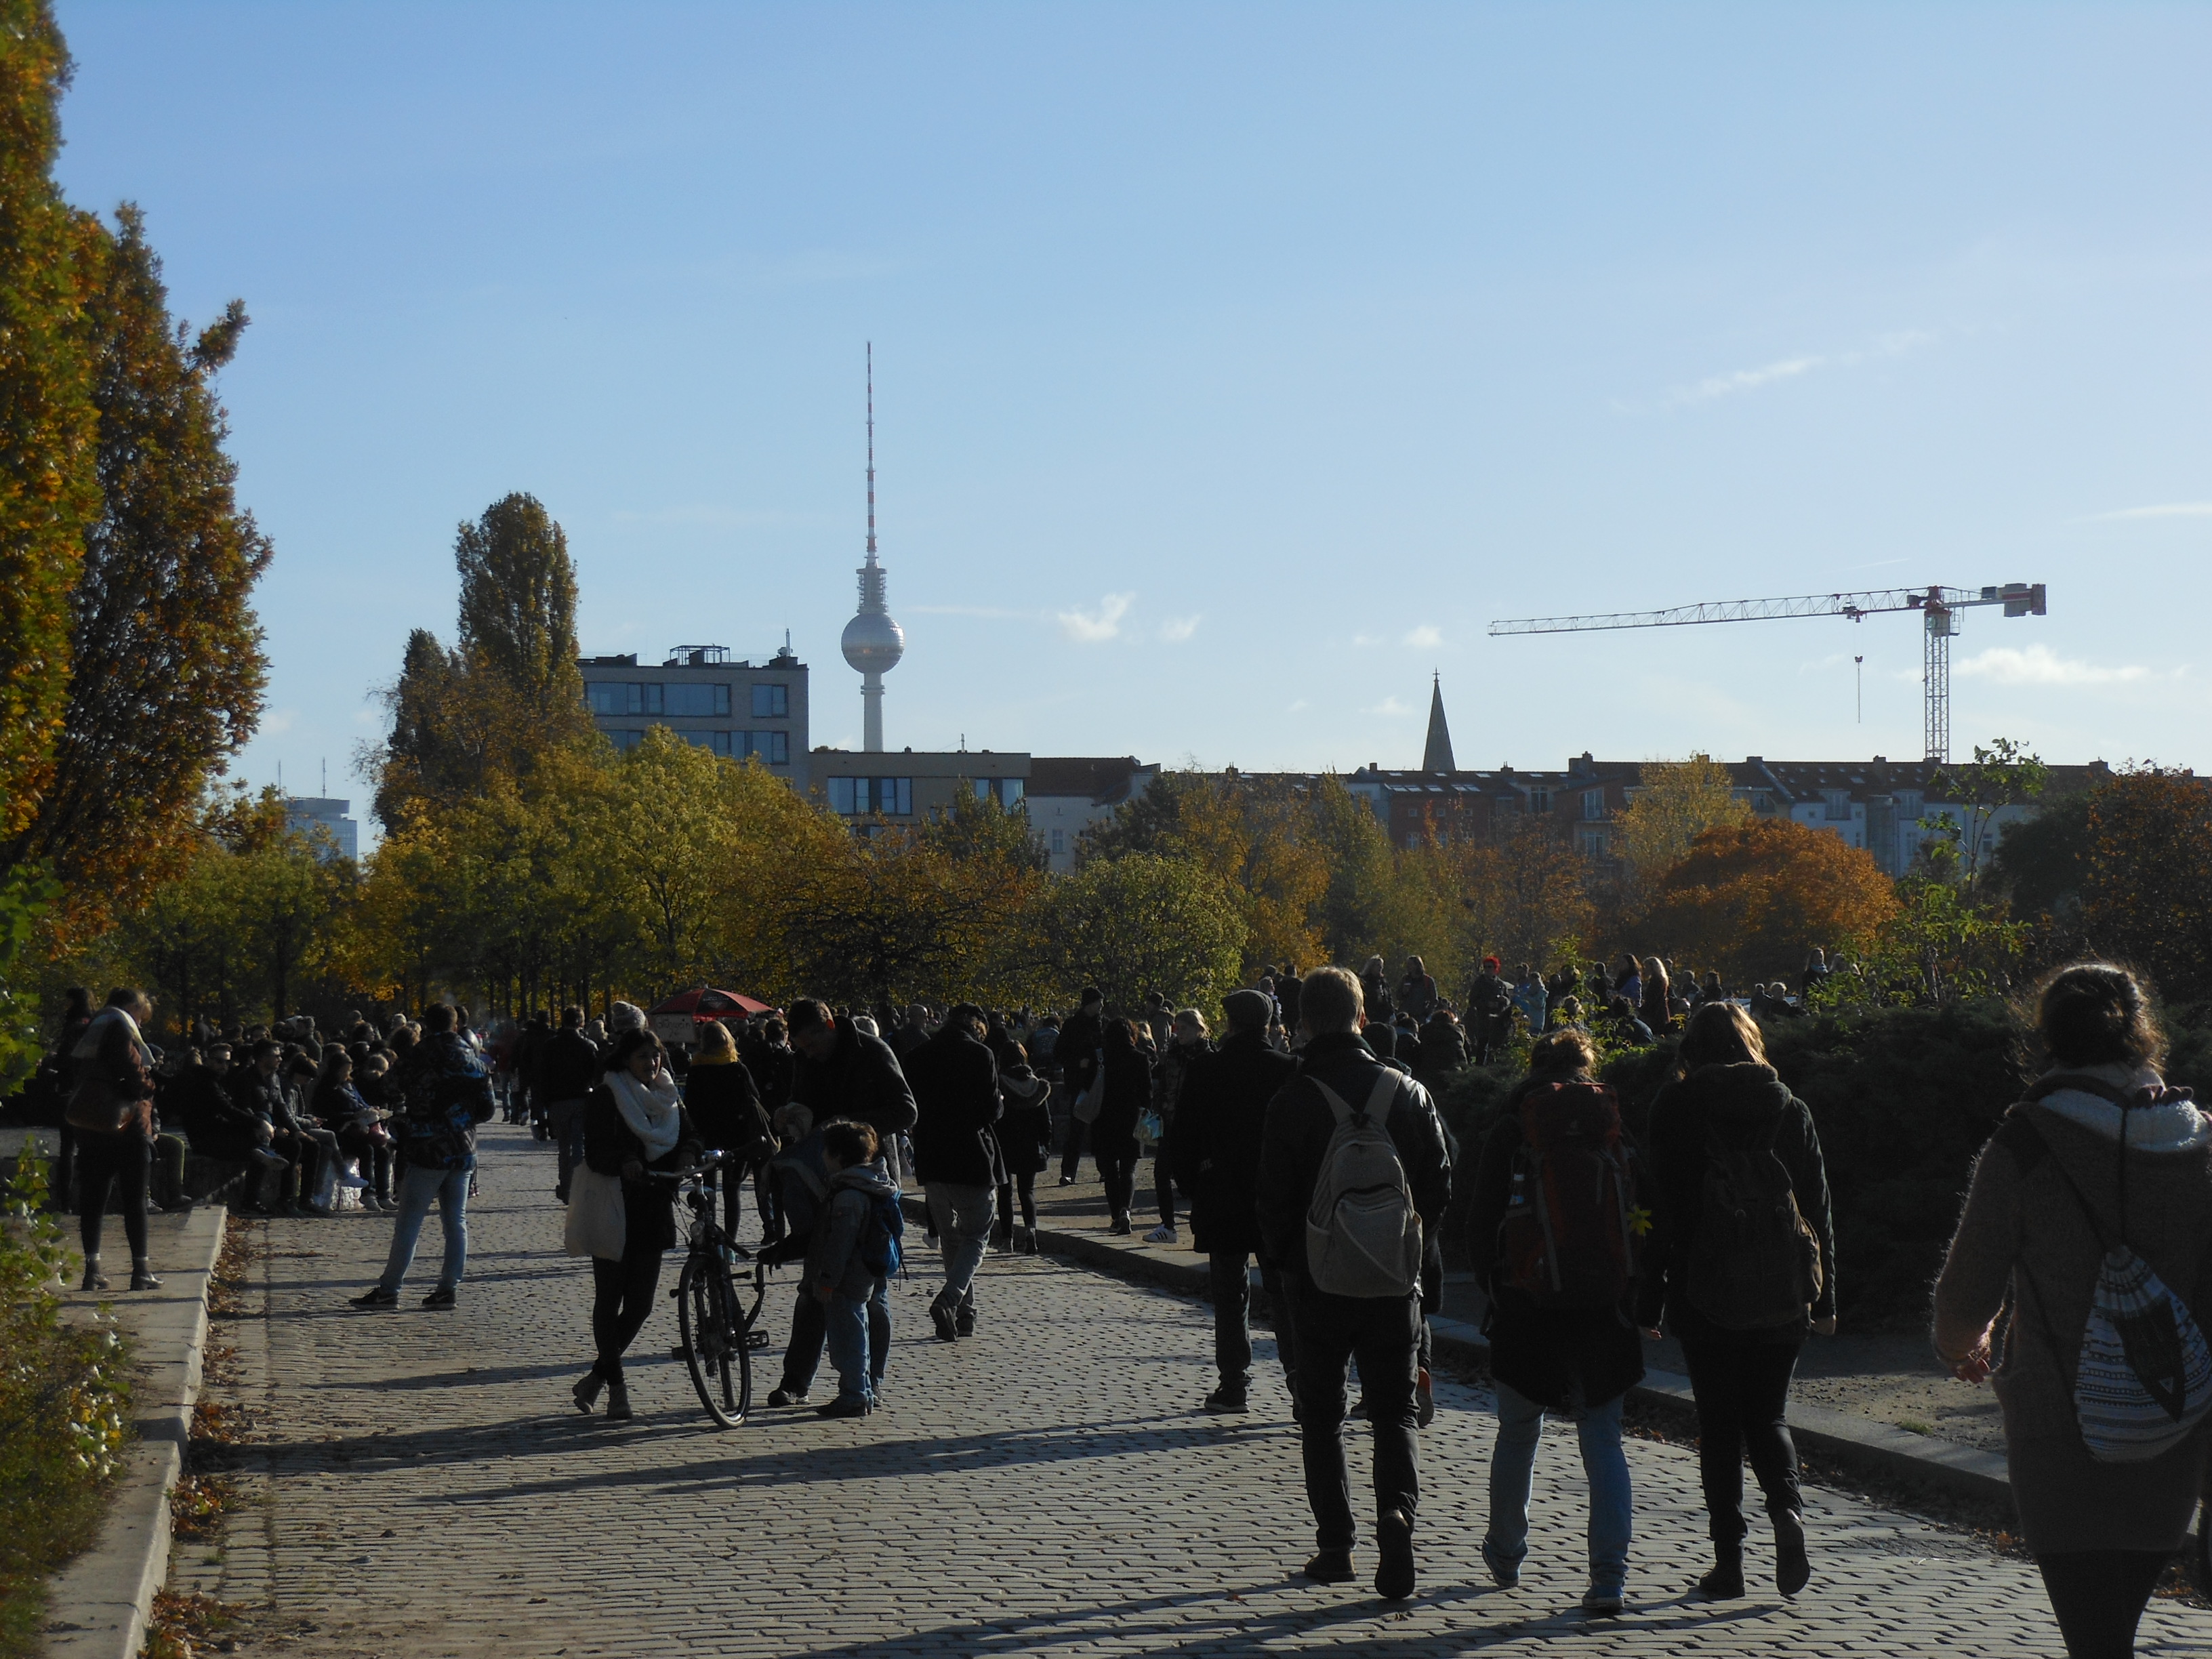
[42,1204,227,1659]
[1025,1216,2019,1515]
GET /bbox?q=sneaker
[929,1296,959,1343]
[816,1395,872,1419]
[766,1387,808,1408]
[1057,1174,1076,1187]
[1203,1387,1248,1414]
[422,1285,457,1309]
[1299,1549,1355,1584]
[1374,1507,1416,1601]
[1143,1223,1179,1244]
[1107,1214,1132,1236]
[1774,1510,1810,1597]
[350,1286,399,1308]
[1416,1367,1436,1427]
[1479,1538,1521,1589]
[1580,1582,1624,1616]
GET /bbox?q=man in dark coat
[1172,988,1296,1414]
[904,1003,1002,1340]
[1054,986,1107,1185]
[227,1040,331,1215]
[1257,966,1452,1602]
[168,1044,289,1212]
[763,998,918,1406]
[538,1006,602,1203]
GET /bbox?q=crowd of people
[20,952,2208,1654]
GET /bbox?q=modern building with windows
[284,796,359,861]
[809,747,1028,830]
[579,644,809,789]
[1025,756,1160,872]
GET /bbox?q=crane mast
[1489,582,2047,764]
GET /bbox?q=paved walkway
[175,1122,2209,1656]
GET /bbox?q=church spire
[1422,672,1456,773]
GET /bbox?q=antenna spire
[865,342,876,565]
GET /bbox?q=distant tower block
[840,342,904,752]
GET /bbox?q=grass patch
[0,1148,131,1659]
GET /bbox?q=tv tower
[839,343,904,751]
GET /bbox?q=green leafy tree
[1,206,269,941]
[1044,852,1247,1015]
[1927,737,2049,896]
[0,2,101,842]
[1988,788,2092,920]
[455,492,586,722]
[2081,766,2212,1001]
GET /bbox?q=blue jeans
[825,1277,889,1405]
[377,1162,470,1292]
[1486,1378,1632,1590]
[924,1183,994,1306]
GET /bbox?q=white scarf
[2039,1062,2212,1155]
[73,1005,146,1064]
[607,1067,682,1160]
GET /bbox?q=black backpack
[1686,1113,1822,1330]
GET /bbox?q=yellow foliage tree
[1616,755,1750,882]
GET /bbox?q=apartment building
[578,644,809,790]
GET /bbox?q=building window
[751,683,789,718]
[1050,829,1065,855]
[1528,787,1551,815]
[1581,788,1604,821]
[608,729,644,752]
[588,682,666,716]
[1578,830,1605,857]
[972,777,1025,806]
[828,777,912,817]
[663,682,730,718]
[1823,789,1851,821]
[739,731,790,766]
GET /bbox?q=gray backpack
[1303,1071,1423,1298]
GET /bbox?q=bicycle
[660,1151,773,1428]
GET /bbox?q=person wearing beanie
[1171,987,1296,1413]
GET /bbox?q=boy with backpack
[1467,1028,1647,1614]
[806,1118,905,1418]
[1256,966,1452,1602]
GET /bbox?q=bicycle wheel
[678,1250,751,1428]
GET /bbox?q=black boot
[1774,1509,1810,1597]
[1696,1540,1744,1601]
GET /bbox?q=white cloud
[2090,502,2212,521]
[1404,625,1443,649]
[1952,644,2163,687]
[1057,592,1133,643]
[1363,695,1415,717]
[1158,615,1201,643]
[1288,699,1309,713]
[1351,632,1382,647]
[1666,330,1936,408]
[262,710,296,736]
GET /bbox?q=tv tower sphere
[841,602,904,676]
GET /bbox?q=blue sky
[48,3,2212,809]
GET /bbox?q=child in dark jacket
[805,1120,901,1418]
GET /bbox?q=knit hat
[608,1000,647,1035]
[1223,989,1273,1030]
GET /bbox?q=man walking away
[1173,989,1296,1413]
[351,1004,495,1309]
[1257,966,1451,1601]
[539,1006,601,1202]
[1467,958,1515,1065]
[1056,987,1106,1185]
[904,1002,1002,1340]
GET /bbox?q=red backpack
[1495,1081,1639,1309]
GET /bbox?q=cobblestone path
[176,1122,2209,1656]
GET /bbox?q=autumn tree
[1928,737,2049,895]
[0,1,100,843]
[1638,817,1899,984]
[369,494,593,825]
[1616,755,1749,884]
[2081,766,2212,1001]
[1,207,269,941]
[1415,816,1595,983]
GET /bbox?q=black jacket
[582,1087,701,1256]
[1057,1009,1106,1096]
[1637,1061,1837,1341]
[1466,1070,1646,1410]
[992,1045,1054,1177]
[538,1029,602,1104]
[1255,1031,1452,1281]
[1171,1028,1297,1255]
[740,1035,795,1111]
[169,1065,265,1158]
[1090,1040,1153,1147]
[790,1021,918,1143]
[907,1025,1004,1188]
[228,1065,306,1136]
[683,1059,773,1162]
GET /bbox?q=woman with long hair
[682,1019,773,1243]
[1935,964,2212,1658]
[1638,1002,1836,1601]
[1639,957,1673,1036]
[565,1029,700,1420]
[313,1048,394,1213]
[987,1017,1052,1255]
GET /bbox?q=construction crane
[1488,582,2047,764]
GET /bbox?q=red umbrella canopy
[647,987,773,1020]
